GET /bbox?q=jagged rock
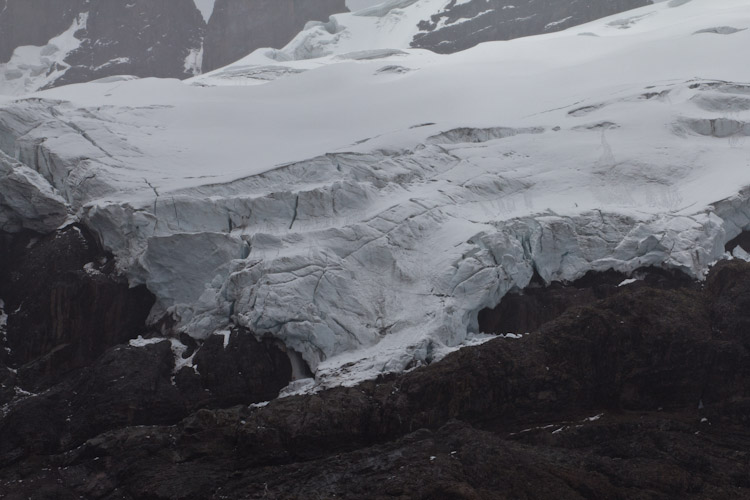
[0,225,154,390]
[411,0,653,54]
[54,0,205,87]
[174,328,295,408]
[478,267,696,335]
[201,0,348,72]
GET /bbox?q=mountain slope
[412,0,653,53]
[0,0,656,95]
[0,0,349,95]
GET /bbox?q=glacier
[1,0,750,388]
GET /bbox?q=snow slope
[2,0,750,387]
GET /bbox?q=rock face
[412,0,653,53]
[0,225,155,388]
[0,0,87,63]
[54,0,206,86]
[0,258,748,498]
[202,0,348,72]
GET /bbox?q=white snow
[184,46,204,76]
[617,278,638,287]
[128,336,197,375]
[1,0,750,390]
[129,336,166,348]
[584,413,604,422]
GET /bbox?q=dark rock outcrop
[478,267,695,335]
[412,0,653,54]
[0,225,154,390]
[174,328,294,408]
[53,0,206,87]
[1,258,749,498]
[0,0,87,63]
[201,0,348,72]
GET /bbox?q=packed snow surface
[2,0,750,388]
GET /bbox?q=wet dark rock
[478,267,695,335]
[202,0,348,72]
[174,328,294,408]
[411,0,652,54]
[0,225,154,391]
[0,341,182,463]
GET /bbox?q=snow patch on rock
[0,13,88,96]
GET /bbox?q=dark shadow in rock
[478,266,695,335]
[725,230,750,253]
[0,225,154,393]
[175,328,294,409]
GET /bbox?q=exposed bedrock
[0,225,154,389]
[411,0,653,54]
[478,267,696,335]
[1,260,748,498]
[55,0,206,86]
[0,0,87,64]
[201,0,348,72]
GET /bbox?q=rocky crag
[0,226,748,499]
